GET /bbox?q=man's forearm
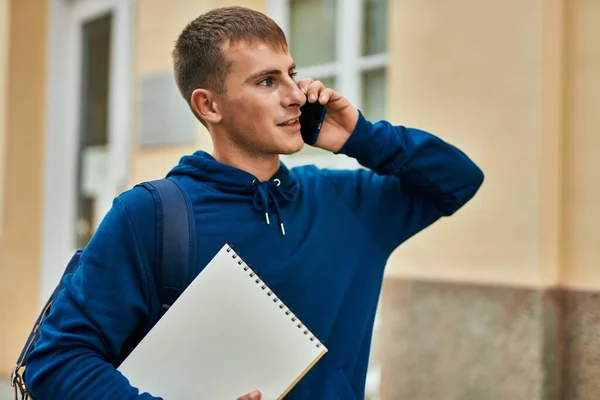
[337,111,484,215]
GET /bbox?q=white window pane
[289,0,337,67]
[361,68,387,121]
[362,0,388,56]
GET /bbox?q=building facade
[1,0,599,399]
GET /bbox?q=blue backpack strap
[11,177,195,399]
[138,177,196,312]
[12,250,84,397]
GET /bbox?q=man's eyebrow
[245,63,297,82]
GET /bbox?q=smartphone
[299,99,327,146]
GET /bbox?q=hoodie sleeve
[24,190,162,400]
[324,111,484,255]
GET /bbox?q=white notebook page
[118,243,327,399]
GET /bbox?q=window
[74,13,112,248]
[269,0,389,167]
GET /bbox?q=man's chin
[278,142,305,156]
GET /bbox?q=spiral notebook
[117,244,327,399]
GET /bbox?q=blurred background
[0,0,599,399]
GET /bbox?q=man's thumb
[249,390,261,399]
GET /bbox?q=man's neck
[212,146,280,182]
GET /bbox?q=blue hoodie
[24,111,483,399]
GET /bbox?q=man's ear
[191,88,222,124]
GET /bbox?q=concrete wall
[0,0,48,375]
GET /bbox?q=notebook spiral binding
[226,246,322,349]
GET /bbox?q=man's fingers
[318,88,336,104]
[306,80,326,103]
[297,78,339,104]
[236,390,261,400]
[297,78,313,94]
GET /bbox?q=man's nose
[283,80,306,108]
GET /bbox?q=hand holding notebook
[237,390,262,400]
[117,244,327,399]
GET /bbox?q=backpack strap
[139,177,196,312]
[11,250,83,398]
[11,177,195,400]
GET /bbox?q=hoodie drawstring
[251,178,293,235]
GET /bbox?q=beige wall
[0,0,10,239]
[384,0,600,290]
[562,0,600,290]
[132,0,600,290]
[0,0,47,375]
[131,0,267,185]
[385,0,546,286]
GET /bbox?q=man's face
[216,41,307,156]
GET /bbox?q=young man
[24,6,483,400]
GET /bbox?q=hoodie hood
[167,151,299,235]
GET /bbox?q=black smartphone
[299,99,327,145]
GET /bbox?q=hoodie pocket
[321,369,357,400]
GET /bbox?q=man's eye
[290,72,298,81]
[258,78,274,87]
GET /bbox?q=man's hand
[297,78,360,153]
[237,390,261,400]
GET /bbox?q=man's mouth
[278,118,299,126]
